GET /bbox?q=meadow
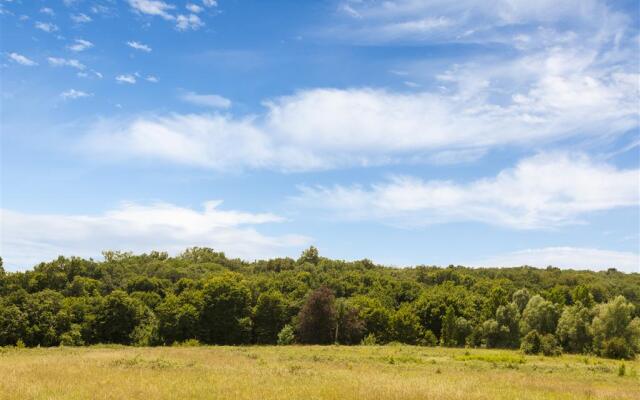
[0,345,637,400]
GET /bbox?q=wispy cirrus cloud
[48,57,85,70]
[180,91,232,109]
[67,39,93,52]
[35,21,58,32]
[60,89,92,100]
[116,74,137,84]
[0,201,309,270]
[127,0,205,30]
[127,40,152,52]
[70,13,92,23]
[80,49,638,172]
[292,152,639,229]
[331,0,631,45]
[7,52,37,66]
[39,7,55,16]
[128,0,175,20]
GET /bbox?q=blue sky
[1,0,639,272]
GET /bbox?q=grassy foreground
[1,345,638,400]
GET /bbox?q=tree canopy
[0,247,638,359]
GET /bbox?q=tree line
[0,247,638,359]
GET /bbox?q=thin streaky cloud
[35,21,59,32]
[116,74,137,84]
[126,41,152,52]
[48,57,85,70]
[180,91,232,109]
[7,52,37,66]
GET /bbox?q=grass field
[1,345,638,400]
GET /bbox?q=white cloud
[128,0,175,20]
[60,89,91,100]
[90,5,110,15]
[80,61,638,171]
[48,57,85,70]
[35,21,59,32]
[202,0,217,7]
[7,52,37,66]
[146,75,159,82]
[180,91,231,109]
[333,0,626,44]
[67,39,93,52]
[116,74,137,84]
[127,40,152,52]
[176,13,204,30]
[77,70,103,79]
[70,13,92,23]
[186,3,203,13]
[0,201,309,270]
[77,7,637,172]
[82,113,284,170]
[40,7,55,16]
[473,247,639,273]
[292,153,639,229]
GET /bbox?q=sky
[0,0,639,272]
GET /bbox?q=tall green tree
[156,294,199,344]
[94,290,149,344]
[591,296,640,359]
[556,302,593,353]
[199,273,252,344]
[253,290,288,344]
[520,295,559,335]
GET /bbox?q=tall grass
[0,346,637,400]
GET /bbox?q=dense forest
[1,247,638,359]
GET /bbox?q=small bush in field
[277,325,295,345]
[540,334,561,356]
[521,331,541,355]
[361,333,377,345]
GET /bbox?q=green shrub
[277,325,295,345]
[602,337,633,360]
[361,333,377,345]
[521,330,541,355]
[420,330,438,347]
[540,334,561,356]
[60,324,84,346]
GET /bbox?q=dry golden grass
[0,345,638,400]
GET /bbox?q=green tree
[556,302,593,353]
[591,296,640,359]
[156,294,199,344]
[350,296,392,343]
[0,304,27,346]
[496,303,520,348]
[253,290,288,344]
[482,303,520,348]
[520,295,558,335]
[512,288,531,314]
[390,304,423,344]
[298,246,320,265]
[572,285,594,308]
[440,306,457,346]
[94,290,149,344]
[199,274,252,344]
[22,290,66,346]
